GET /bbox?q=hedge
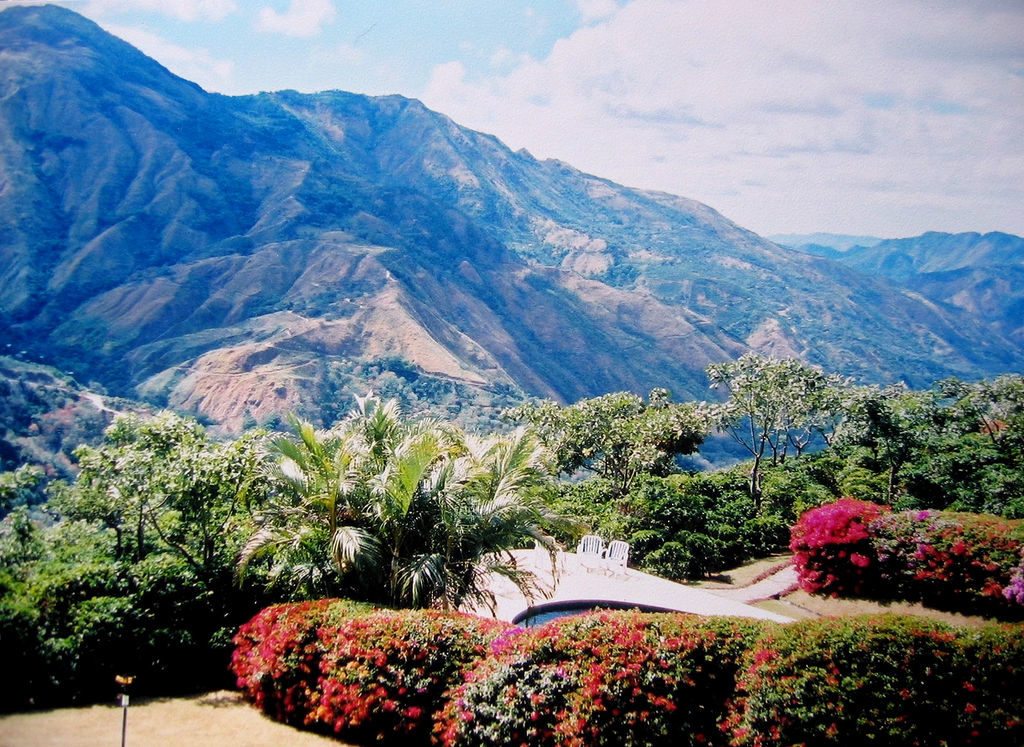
[232,601,507,744]
[231,598,373,727]
[791,499,1024,616]
[234,604,1024,746]
[435,611,768,747]
[314,609,509,744]
[789,497,889,597]
[727,615,1024,746]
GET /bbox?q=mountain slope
[805,232,1024,344]
[1,6,1021,432]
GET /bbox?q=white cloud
[256,0,336,38]
[84,0,237,22]
[421,0,1024,236]
[105,24,235,91]
[575,0,620,24]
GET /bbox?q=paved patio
[472,549,795,623]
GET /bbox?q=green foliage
[728,615,1024,746]
[0,464,44,515]
[616,472,790,579]
[241,395,564,610]
[833,376,1024,515]
[706,354,845,505]
[0,412,275,709]
[507,389,707,496]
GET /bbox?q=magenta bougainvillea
[791,499,1024,615]
[789,497,890,596]
[870,510,1024,614]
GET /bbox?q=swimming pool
[511,599,679,627]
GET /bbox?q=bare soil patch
[0,690,352,747]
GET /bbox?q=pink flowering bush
[1005,551,1024,606]
[435,611,769,747]
[231,599,372,727]
[727,615,1024,746]
[871,510,1024,615]
[313,610,508,745]
[790,498,890,596]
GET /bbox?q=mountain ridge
[2,4,1021,433]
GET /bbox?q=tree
[832,384,939,505]
[0,464,44,516]
[706,354,843,507]
[506,389,707,497]
[241,395,562,611]
[53,412,270,579]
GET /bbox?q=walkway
[473,549,794,624]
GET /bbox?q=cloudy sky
[11,0,1024,238]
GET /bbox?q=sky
[8,0,1024,238]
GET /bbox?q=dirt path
[0,691,352,747]
[707,563,798,603]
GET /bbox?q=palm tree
[239,395,561,609]
[399,426,562,611]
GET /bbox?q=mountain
[0,356,149,478]
[2,6,1022,433]
[822,232,1024,345]
[769,233,886,255]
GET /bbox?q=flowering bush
[1005,551,1024,606]
[790,498,890,596]
[871,511,1024,615]
[231,599,372,726]
[728,615,1024,746]
[435,611,769,747]
[313,610,509,744]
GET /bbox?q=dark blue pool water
[511,599,678,627]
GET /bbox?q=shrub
[313,610,508,745]
[1005,550,1024,606]
[231,599,372,727]
[790,497,889,596]
[871,510,1024,615]
[435,611,769,747]
[728,615,1024,746]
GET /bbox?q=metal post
[115,674,134,747]
[120,693,128,747]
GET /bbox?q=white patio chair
[576,534,605,571]
[604,540,630,574]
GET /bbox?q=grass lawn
[0,690,353,747]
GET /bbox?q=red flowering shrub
[435,611,769,747]
[313,610,509,745]
[231,599,373,727]
[871,511,1024,615]
[790,498,890,596]
[727,615,1024,746]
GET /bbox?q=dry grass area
[757,590,998,628]
[0,690,353,747]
